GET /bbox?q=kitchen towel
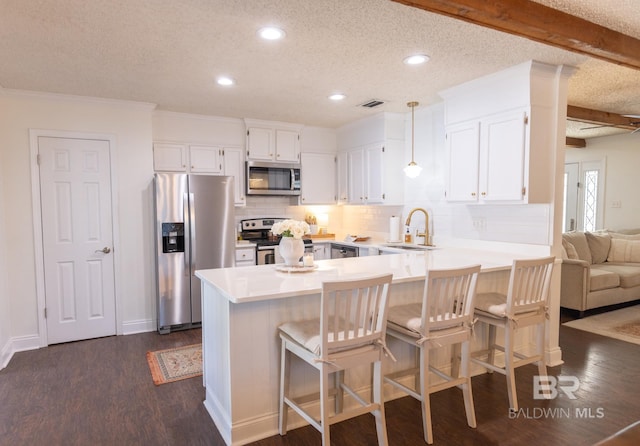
[389,216,401,242]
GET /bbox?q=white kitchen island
[195,247,551,445]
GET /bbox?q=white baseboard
[0,320,157,371]
[0,334,42,371]
[121,318,156,335]
[0,339,12,370]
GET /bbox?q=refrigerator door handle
[183,193,190,276]
[188,192,196,274]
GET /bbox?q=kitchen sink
[380,243,437,252]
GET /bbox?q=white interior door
[38,136,116,344]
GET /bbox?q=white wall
[565,132,640,230]
[0,90,155,358]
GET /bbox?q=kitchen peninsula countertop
[196,246,529,304]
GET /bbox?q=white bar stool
[278,273,394,446]
[471,256,555,411]
[384,265,481,444]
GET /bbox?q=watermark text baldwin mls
[509,407,605,419]
[508,376,605,419]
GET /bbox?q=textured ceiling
[1,0,639,139]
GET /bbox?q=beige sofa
[561,230,640,316]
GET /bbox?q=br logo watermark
[508,375,605,419]
[534,375,579,400]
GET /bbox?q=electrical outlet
[612,200,622,208]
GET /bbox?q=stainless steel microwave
[246,161,301,196]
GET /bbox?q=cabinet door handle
[481,192,486,196]
[471,192,476,197]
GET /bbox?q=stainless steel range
[240,218,313,265]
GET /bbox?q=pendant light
[404,101,422,178]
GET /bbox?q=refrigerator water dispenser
[161,222,184,253]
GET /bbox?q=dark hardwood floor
[1,311,639,445]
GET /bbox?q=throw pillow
[609,232,640,240]
[585,231,611,264]
[562,232,592,263]
[562,239,579,260]
[607,238,640,263]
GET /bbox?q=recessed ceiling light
[258,27,286,40]
[329,93,346,101]
[403,54,430,65]
[217,76,235,86]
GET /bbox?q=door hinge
[247,130,250,136]
[524,115,529,125]
[382,193,386,200]
[44,307,47,319]
[522,187,527,196]
[382,146,385,153]
[37,154,41,165]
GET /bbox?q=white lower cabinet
[235,246,256,267]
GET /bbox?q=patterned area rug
[146,344,203,385]
[563,306,640,346]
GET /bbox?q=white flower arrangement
[271,219,310,239]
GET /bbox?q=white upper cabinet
[246,127,273,160]
[445,121,480,202]
[245,119,302,162]
[189,145,223,174]
[275,130,300,162]
[348,144,392,205]
[446,109,527,203]
[337,112,404,206]
[348,149,365,204]
[480,109,528,202]
[440,60,572,204]
[336,151,349,204]
[153,143,222,174]
[223,146,246,206]
[300,152,336,204]
[153,143,188,172]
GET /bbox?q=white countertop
[196,247,534,304]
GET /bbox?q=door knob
[95,247,111,254]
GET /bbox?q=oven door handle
[290,168,295,191]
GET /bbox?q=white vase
[279,237,305,266]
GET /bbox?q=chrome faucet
[405,207,431,246]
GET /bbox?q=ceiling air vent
[359,99,385,108]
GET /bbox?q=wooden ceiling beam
[391,0,640,70]
[565,137,586,149]
[567,105,638,129]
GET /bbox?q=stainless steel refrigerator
[154,173,235,334]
